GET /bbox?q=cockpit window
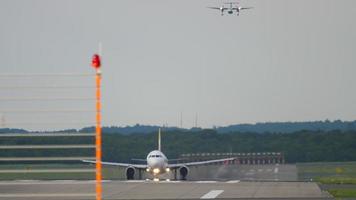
[149,155,162,158]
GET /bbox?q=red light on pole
[92,54,101,69]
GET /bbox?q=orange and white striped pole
[92,54,102,200]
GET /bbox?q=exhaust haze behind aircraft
[83,128,234,180]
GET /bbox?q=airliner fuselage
[146,150,169,175]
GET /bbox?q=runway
[0,180,331,200]
[0,164,333,199]
[0,180,329,200]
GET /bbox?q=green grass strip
[328,189,356,198]
[316,177,356,184]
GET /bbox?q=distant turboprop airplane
[83,128,234,181]
[208,2,253,16]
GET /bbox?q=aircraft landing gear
[174,169,177,180]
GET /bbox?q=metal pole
[95,71,102,200]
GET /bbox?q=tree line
[102,129,356,163]
[0,129,355,163]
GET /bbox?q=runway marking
[17,180,40,182]
[226,180,240,183]
[258,169,263,172]
[0,193,95,197]
[267,169,272,172]
[200,190,224,199]
[163,180,181,183]
[195,181,217,183]
[125,180,146,183]
[274,167,279,173]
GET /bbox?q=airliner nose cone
[148,158,163,169]
[150,160,159,167]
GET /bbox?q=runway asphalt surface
[0,164,333,200]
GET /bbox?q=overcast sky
[1,0,356,130]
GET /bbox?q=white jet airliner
[83,128,235,180]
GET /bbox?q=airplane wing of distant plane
[207,7,227,11]
[240,7,253,10]
[83,157,234,169]
[82,160,147,169]
[168,157,235,169]
[207,6,221,10]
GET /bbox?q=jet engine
[125,167,135,180]
[179,166,189,180]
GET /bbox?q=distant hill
[0,128,28,133]
[89,120,356,134]
[1,120,356,134]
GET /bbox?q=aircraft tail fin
[158,128,161,151]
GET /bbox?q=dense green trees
[1,129,355,163]
[102,130,356,163]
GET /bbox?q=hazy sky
[1,0,356,130]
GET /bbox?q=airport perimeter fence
[0,73,98,198]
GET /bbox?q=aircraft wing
[131,158,147,162]
[82,160,147,169]
[207,6,221,10]
[168,157,235,169]
[241,7,253,10]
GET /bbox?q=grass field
[328,188,356,198]
[297,162,356,199]
[297,162,356,181]
[316,177,356,185]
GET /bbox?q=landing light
[153,168,160,174]
[146,168,150,172]
[165,168,170,172]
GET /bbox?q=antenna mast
[180,112,183,129]
[158,128,161,151]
